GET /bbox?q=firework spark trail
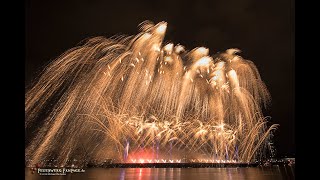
[25,21,278,166]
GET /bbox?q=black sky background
[25,0,294,157]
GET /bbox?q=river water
[25,165,295,180]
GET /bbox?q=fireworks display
[25,21,278,167]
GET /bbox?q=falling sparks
[25,21,276,167]
[153,44,161,52]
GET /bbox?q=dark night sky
[25,0,294,157]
